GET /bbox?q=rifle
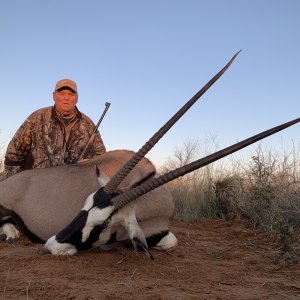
[77,102,111,163]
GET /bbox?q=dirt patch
[0,219,299,299]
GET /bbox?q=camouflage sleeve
[0,171,6,182]
[2,165,23,179]
[4,117,32,176]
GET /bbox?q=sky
[0,0,299,167]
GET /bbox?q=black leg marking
[146,230,169,248]
[0,217,17,227]
[0,205,44,243]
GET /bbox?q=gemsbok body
[0,150,176,252]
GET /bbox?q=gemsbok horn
[103,50,242,194]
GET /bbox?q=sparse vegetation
[161,140,300,227]
[161,139,300,256]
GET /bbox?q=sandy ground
[0,219,299,300]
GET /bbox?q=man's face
[53,89,78,116]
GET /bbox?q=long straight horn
[112,117,300,208]
[104,50,242,194]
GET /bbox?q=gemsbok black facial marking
[53,187,120,251]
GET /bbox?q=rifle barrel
[77,102,111,163]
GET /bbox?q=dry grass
[162,142,300,231]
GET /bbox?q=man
[3,79,106,178]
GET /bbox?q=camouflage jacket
[4,106,106,178]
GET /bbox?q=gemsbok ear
[95,165,110,188]
[95,165,100,177]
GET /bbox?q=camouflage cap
[55,79,77,93]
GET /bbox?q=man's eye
[58,92,75,97]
